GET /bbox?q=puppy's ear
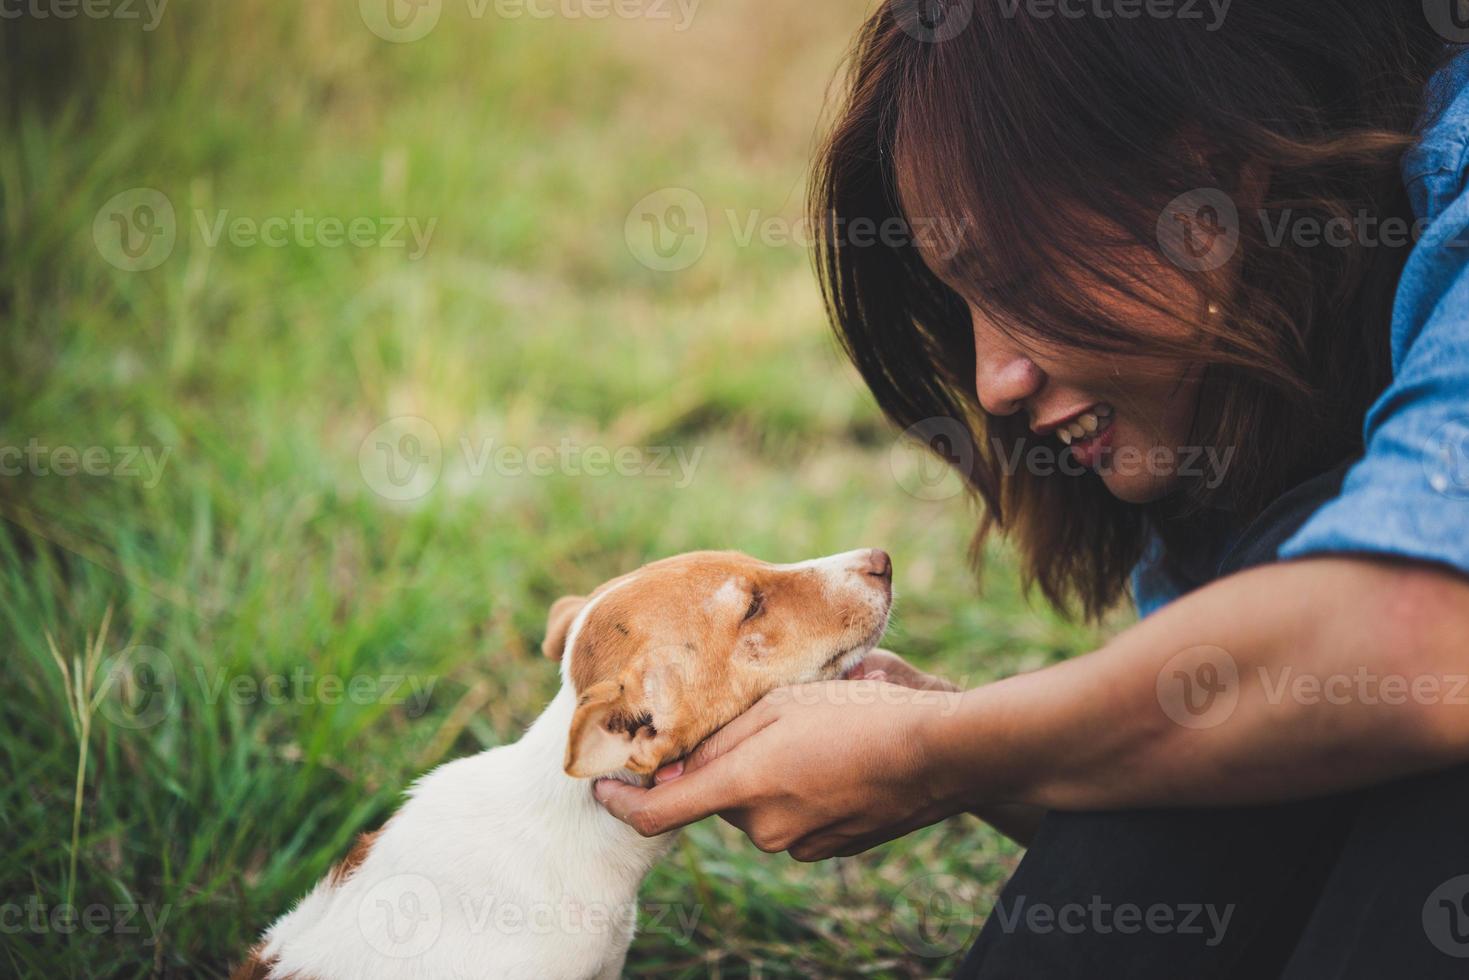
[541,595,587,661]
[564,678,676,779]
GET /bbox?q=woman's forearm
[923,557,1469,813]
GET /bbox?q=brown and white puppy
[237,548,892,980]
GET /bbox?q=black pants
[956,763,1469,978]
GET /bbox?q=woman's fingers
[654,692,783,784]
[596,697,785,835]
[594,756,750,837]
[790,811,942,862]
[852,649,960,692]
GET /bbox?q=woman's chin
[1099,470,1177,505]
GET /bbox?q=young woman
[597,2,1469,973]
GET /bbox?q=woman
[597,1,1469,973]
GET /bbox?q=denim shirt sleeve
[1279,58,1469,574]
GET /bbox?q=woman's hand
[593,672,968,862]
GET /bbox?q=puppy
[235,548,893,979]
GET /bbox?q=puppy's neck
[508,685,673,863]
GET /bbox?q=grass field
[1,2,1118,975]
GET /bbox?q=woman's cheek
[1097,423,1184,504]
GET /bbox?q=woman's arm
[596,555,1469,860]
[928,556,1469,813]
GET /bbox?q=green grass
[0,2,1117,975]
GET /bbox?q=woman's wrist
[914,679,1034,815]
[912,661,1125,815]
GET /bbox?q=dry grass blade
[45,605,114,912]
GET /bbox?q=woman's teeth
[1056,404,1113,446]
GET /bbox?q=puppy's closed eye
[742,591,764,623]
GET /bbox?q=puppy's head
[541,549,893,779]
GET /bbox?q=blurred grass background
[0,1,1118,975]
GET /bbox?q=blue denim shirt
[1135,52,1469,617]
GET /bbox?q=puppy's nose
[863,548,892,582]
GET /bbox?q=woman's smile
[1036,401,1114,444]
[1058,405,1116,468]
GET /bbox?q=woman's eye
[742,592,764,623]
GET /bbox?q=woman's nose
[975,348,1045,417]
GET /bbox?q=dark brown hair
[813,0,1453,619]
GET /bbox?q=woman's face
[905,186,1214,504]
[969,302,1203,504]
